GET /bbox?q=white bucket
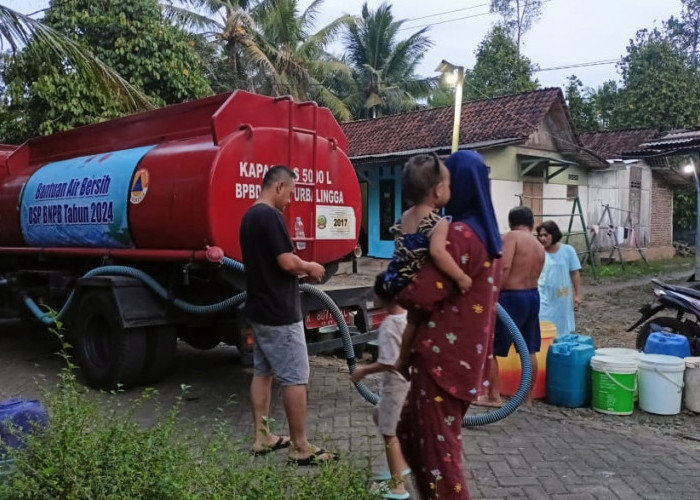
[684,357,700,413]
[595,348,640,401]
[638,353,686,415]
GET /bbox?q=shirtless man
[478,206,545,406]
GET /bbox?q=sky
[5,0,685,92]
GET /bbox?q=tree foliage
[0,4,151,118]
[614,27,700,130]
[666,0,700,65]
[165,0,354,121]
[464,24,538,100]
[564,76,597,133]
[489,0,542,54]
[343,1,434,119]
[161,0,257,93]
[246,0,355,120]
[0,0,211,142]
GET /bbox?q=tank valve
[205,245,225,264]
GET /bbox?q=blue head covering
[444,150,502,259]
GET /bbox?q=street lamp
[684,158,700,281]
[435,59,465,153]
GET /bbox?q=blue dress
[538,243,581,336]
[382,211,444,297]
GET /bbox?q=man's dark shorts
[493,288,541,357]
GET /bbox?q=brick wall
[650,173,673,247]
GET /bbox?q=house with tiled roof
[341,88,606,258]
[580,128,676,260]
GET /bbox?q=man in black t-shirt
[240,165,337,466]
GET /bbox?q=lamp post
[684,158,700,281]
[435,59,465,154]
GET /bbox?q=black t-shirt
[240,203,301,325]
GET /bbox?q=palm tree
[343,1,434,119]
[162,1,256,91]
[0,4,150,111]
[164,0,354,120]
[246,0,354,120]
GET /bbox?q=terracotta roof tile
[579,129,658,159]
[341,88,564,158]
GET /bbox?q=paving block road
[1,321,699,499]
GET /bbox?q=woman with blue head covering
[395,150,502,499]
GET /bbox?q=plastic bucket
[546,342,595,408]
[685,357,700,413]
[644,331,691,358]
[595,347,640,359]
[590,355,637,415]
[638,353,686,415]
[498,321,556,399]
[595,348,640,401]
[0,398,49,450]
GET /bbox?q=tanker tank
[0,90,361,265]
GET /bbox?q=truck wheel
[138,326,177,385]
[73,292,147,390]
[636,317,693,351]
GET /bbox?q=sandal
[371,481,410,499]
[372,467,411,481]
[287,448,339,466]
[250,436,291,456]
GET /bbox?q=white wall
[491,179,523,234]
[491,180,589,242]
[587,162,652,251]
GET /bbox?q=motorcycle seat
[652,279,700,301]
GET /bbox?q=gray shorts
[250,320,309,386]
[374,382,410,436]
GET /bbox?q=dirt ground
[336,257,695,350]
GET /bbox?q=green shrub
[0,326,380,499]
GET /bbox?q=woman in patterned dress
[395,150,503,499]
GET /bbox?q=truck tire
[138,326,177,385]
[73,291,147,390]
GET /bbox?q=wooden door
[523,181,543,225]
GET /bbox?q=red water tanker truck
[0,91,383,390]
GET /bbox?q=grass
[0,325,382,500]
[583,256,694,285]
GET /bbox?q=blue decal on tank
[20,145,156,248]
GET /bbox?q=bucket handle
[652,368,684,391]
[603,370,636,393]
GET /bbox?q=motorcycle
[627,278,700,356]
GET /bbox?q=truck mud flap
[74,276,172,329]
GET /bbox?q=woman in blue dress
[536,220,583,336]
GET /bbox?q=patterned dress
[397,222,500,500]
[383,211,445,297]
